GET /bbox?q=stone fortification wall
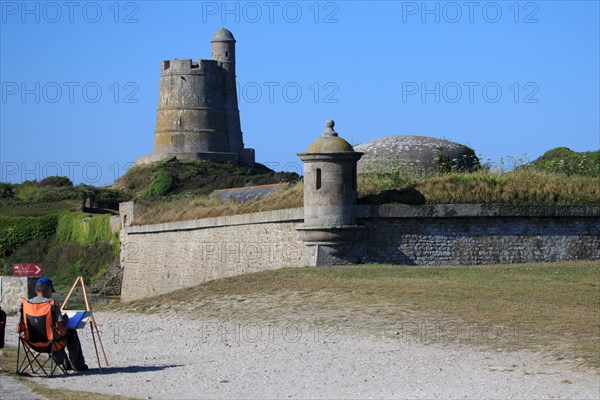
[120,208,308,301]
[358,204,600,265]
[120,204,599,302]
[0,277,36,313]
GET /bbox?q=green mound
[526,147,599,176]
[0,178,130,216]
[112,160,300,199]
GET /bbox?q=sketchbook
[64,311,92,329]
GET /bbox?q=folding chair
[16,298,68,376]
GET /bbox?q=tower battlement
[136,28,254,167]
[160,59,222,75]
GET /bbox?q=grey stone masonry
[119,204,599,302]
[296,120,365,266]
[121,208,308,301]
[0,277,36,313]
[361,215,599,265]
[135,28,254,167]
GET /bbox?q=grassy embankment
[134,167,599,225]
[116,160,301,224]
[0,177,126,284]
[104,260,600,369]
[4,150,596,225]
[131,148,599,224]
[0,211,119,287]
[0,177,129,217]
[111,160,299,198]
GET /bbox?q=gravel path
[4,312,599,399]
[0,373,46,400]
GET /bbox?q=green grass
[0,346,136,400]
[0,180,129,218]
[526,147,599,176]
[112,160,299,198]
[133,182,303,225]
[56,212,118,248]
[135,167,600,224]
[0,211,119,286]
[359,168,599,205]
[0,214,59,258]
[0,235,118,287]
[11,181,81,203]
[0,199,81,217]
[106,260,600,369]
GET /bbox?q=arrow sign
[13,264,43,277]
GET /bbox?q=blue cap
[35,277,55,292]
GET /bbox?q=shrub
[526,148,599,176]
[3,235,117,286]
[56,212,117,247]
[143,167,175,197]
[28,186,83,203]
[40,176,73,187]
[0,183,14,198]
[0,214,58,258]
[435,146,480,173]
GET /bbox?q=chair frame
[16,299,68,377]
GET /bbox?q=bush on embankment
[0,212,119,286]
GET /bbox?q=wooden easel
[61,276,109,371]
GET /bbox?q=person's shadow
[74,364,183,375]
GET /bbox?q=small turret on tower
[211,28,246,160]
[211,28,236,72]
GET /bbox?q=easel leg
[62,276,110,370]
[91,315,109,367]
[82,279,109,368]
[89,323,102,373]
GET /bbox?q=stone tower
[136,28,255,166]
[297,120,365,266]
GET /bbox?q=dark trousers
[0,309,6,348]
[53,329,87,370]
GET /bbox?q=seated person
[17,277,88,372]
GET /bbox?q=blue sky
[1,0,599,185]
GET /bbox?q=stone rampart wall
[120,208,308,301]
[0,277,36,313]
[120,204,599,302]
[359,205,599,265]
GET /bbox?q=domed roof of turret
[305,120,355,153]
[211,28,236,43]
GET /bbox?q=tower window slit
[316,168,322,190]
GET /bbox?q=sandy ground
[4,312,600,399]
